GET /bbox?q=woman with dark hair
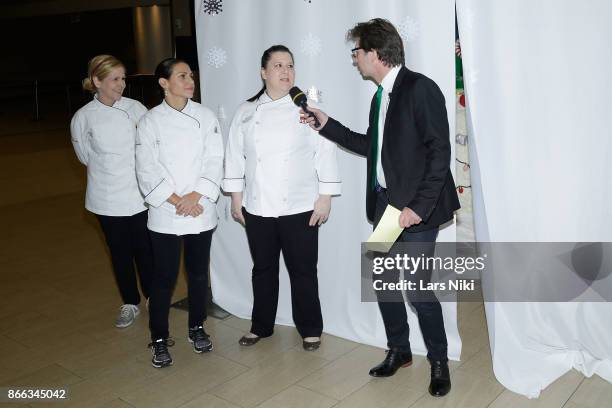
[136,58,224,368]
[70,54,153,329]
[223,45,341,351]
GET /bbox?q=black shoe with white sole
[150,338,173,368]
[188,326,213,353]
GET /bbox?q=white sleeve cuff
[195,177,220,203]
[144,179,174,208]
[318,181,342,196]
[222,178,245,193]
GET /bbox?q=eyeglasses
[351,47,364,58]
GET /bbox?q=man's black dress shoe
[368,348,413,377]
[429,360,451,397]
[238,335,260,346]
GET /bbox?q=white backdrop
[457,0,612,398]
[195,0,460,359]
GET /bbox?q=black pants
[373,190,448,362]
[243,209,322,338]
[96,210,153,306]
[148,229,212,341]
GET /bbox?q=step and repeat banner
[195,0,459,359]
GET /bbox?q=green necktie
[370,85,384,192]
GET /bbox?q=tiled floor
[0,110,609,407]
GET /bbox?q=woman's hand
[230,192,245,225]
[176,191,203,217]
[167,193,182,207]
[309,195,331,226]
[188,204,204,218]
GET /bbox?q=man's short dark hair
[347,18,405,67]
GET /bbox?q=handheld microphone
[289,86,321,128]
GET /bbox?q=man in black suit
[303,18,460,397]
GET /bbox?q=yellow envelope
[366,205,404,253]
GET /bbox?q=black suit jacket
[320,66,460,232]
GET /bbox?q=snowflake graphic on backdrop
[397,16,421,43]
[202,0,223,15]
[306,86,322,103]
[207,46,227,68]
[300,33,322,57]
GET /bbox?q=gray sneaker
[114,304,140,328]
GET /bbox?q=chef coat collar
[93,94,129,117]
[256,91,292,110]
[161,98,200,128]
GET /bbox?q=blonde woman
[70,55,153,328]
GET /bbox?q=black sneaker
[188,325,213,353]
[150,338,173,368]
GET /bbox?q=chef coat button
[283,197,287,202]
[255,121,260,125]
[257,158,261,162]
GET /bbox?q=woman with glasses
[70,54,153,329]
[223,45,341,351]
[136,58,224,368]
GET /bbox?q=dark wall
[0,8,136,83]
[0,2,198,111]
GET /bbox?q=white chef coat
[136,99,224,235]
[70,95,147,216]
[223,92,341,217]
[376,65,401,189]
